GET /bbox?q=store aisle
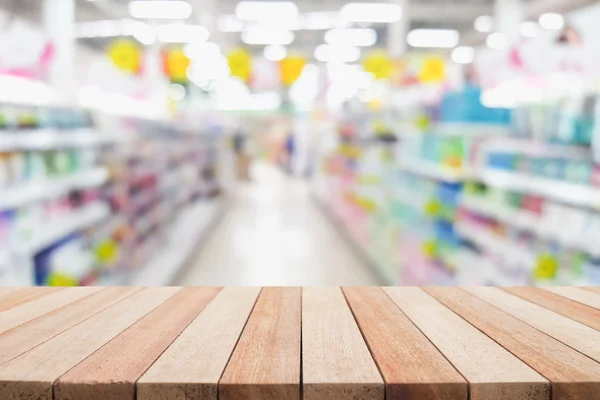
[178,162,379,286]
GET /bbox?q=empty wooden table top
[0,287,599,400]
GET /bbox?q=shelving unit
[0,103,227,287]
[128,199,227,286]
[0,167,109,211]
[0,129,118,151]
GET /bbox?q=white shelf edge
[0,129,119,151]
[20,202,111,255]
[0,167,110,211]
[477,169,600,211]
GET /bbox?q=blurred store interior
[1,0,600,286]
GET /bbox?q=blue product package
[33,234,78,285]
[438,182,462,207]
[440,86,512,125]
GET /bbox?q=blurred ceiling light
[217,15,244,32]
[407,29,459,48]
[314,44,361,62]
[539,13,564,30]
[236,1,298,21]
[486,32,507,50]
[157,24,209,43]
[520,21,539,38]
[340,3,402,23]
[263,44,287,61]
[474,15,493,33]
[451,46,475,64]
[324,28,376,47]
[184,41,221,59]
[129,1,193,19]
[300,12,349,30]
[241,28,294,45]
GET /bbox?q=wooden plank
[0,288,23,297]
[384,287,549,400]
[137,287,261,400]
[0,287,140,366]
[543,287,600,310]
[343,287,467,400]
[219,287,301,400]
[424,287,600,400]
[465,287,600,363]
[302,287,383,400]
[54,287,221,400]
[0,287,64,312]
[583,287,600,295]
[0,287,104,335]
[503,287,600,331]
[0,287,179,400]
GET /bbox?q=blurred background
[0,0,599,287]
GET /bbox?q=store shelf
[461,195,540,231]
[434,123,510,137]
[399,158,471,183]
[455,220,537,268]
[0,167,110,211]
[461,194,598,255]
[477,169,600,211]
[480,137,592,160]
[0,129,118,151]
[314,195,396,286]
[20,202,111,255]
[129,198,227,286]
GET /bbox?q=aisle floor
[177,163,378,286]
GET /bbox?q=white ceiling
[2,0,599,54]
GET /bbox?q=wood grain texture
[0,287,179,400]
[0,287,103,335]
[0,287,140,366]
[583,287,600,295]
[465,287,600,363]
[302,287,383,400]
[384,287,549,400]
[0,287,64,311]
[137,287,262,400]
[54,287,221,400]
[503,287,600,331]
[424,287,600,400]
[0,288,23,296]
[543,287,600,310]
[343,287,467,400]
[219,287,301,400]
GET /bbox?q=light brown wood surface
[0,288,23,297]
[137,287,261,400]
[584,287,600,294]
[0,287,103,335]
[219,287,301,400]
[0,287,179,400]
[1,286,600,399]
[343,287,467,400]
[503,286,600,331]
[0,287,139,366]
[54,287,221,400]
[0,287,64,311]
[425,287,600,400]
[302,287,383,400]
[384,287,549,400]
[543,286,600,310]
[465,287,600,363]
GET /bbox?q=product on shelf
[314,86,600,286]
